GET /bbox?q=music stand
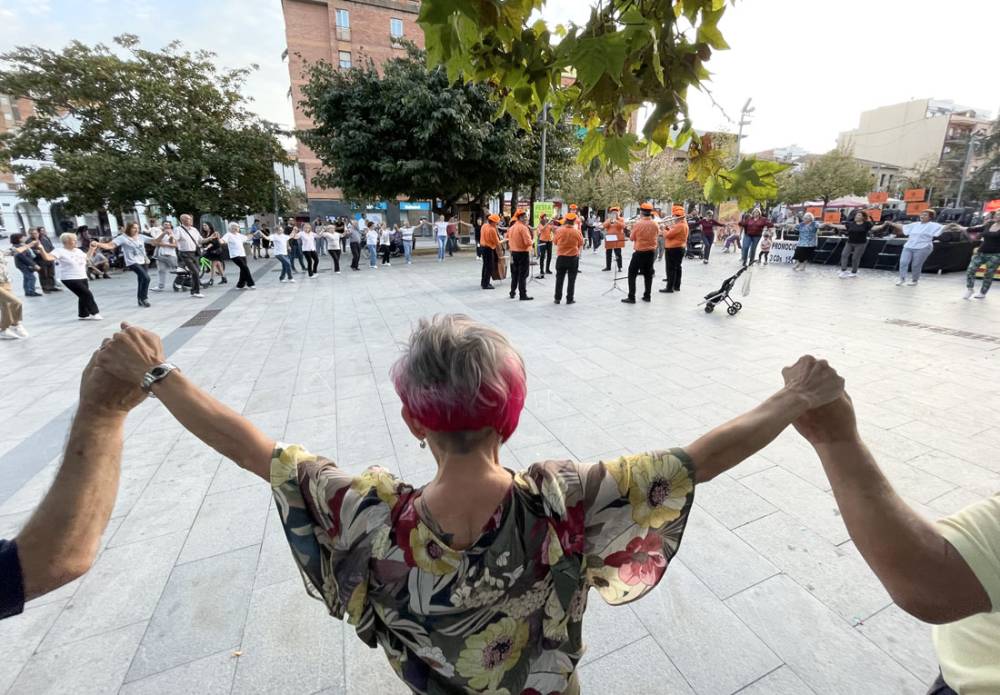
[602,266,627,296]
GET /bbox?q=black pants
[627,250,655,300]
[350,242,361,269]
[128,264,151,301]
[62,278,99,317]
[38,260,57,291]
[178,251,201,294]
[231,256,255,287]
[509,250,529,298]
[537,241,553,274]
[665,247,684,291]
[480,246,495,288]
[290,246,307,271]
[380,244,391,264]
[329,249,341,272]
[303,250,319,276]
[555,256,579,302]
[605,247,622,271]
[703,235,714,260]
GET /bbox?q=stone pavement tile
[243,387,294,417]
[336,373,378,401]
[119,650,237,695]
[577,636,695,695]
[0,600,65,693]
[177,484,271,564]
[109,476,211,548]
[926,487,988,515]
[876,457,956,504]
[255,506,302,590]
[524,387,580,420]
[232,579,344,694]
[691,473,777,530]
[735,512,892,623]
[739,467,849,544]
[10,621,146,695]
[111,463,161,519]
[509,440,576,467]
[282,414,338,449]
[288,387,338,422]
[734,666,815,695]
[578,589,648,666]
[906,451,1000,497]
[545,415,624,460]
[242,407,291,441]
[0,459,58,515]
[344,628,409,695]
[856,604,938,684]
[336,419,394,464]
[40,530,187,650]
[727,453,776,480]
[208,459,262,495]
[632,562,781,695]
[678,508,778,600]
[147,439,222,486]
[505,409,557,449]
[125,544,257,682]
[726,575,926,695]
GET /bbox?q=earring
[419,439,427,449]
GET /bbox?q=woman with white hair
[35,232,102,319]
[220,223,255,289]
[792,212,819,271]
[96,314,845,695]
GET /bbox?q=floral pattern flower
[455,618,529,691]
[627,452,693,529]
[409,523,462,576]
[603,532,667,586]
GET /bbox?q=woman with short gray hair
[220,223,255,290]
[95,314,846,695]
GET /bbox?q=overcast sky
[1,0,996,154]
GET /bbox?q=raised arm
[822,223,847,232]
[15,350,145,602]
[685,356,844,483]
[789,394,991,624]
[97,324,275,479]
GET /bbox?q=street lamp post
[539,102,549,202]
[955,132,982,209]
[736,97,755,160]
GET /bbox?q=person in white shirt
[434,219,449,261]
[320,225,343,273]
[265,226,295,282]
[299,223,319,278]
[34,233,102,320]
[150,220,179,292]
[91,222,156,307]
[400,224,415,264]
[888,209,946,286]
[175,214,206,297]
[220,223,255,289]
[379,226,394,267]
[365,222,380,269]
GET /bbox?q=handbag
[492,244,508,280]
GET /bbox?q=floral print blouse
[270,443,696,695]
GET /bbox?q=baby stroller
[172,256,213,292]
[686,230,706,260]
[701,262,753,315]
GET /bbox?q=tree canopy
[776,149,874,205]
[0,35,287,219]
[418,0,785,206]
[299,44,575,208]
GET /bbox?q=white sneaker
[288,278,295,283]
[151,287,163,292]
[249,286,256,290]
[192,293,205,298]
[279,279,286,283]
[837,270,848,278]
[848,272,858,278]
[385,263,391,267]
[0,328,19,340]
[12,324,28,338]
[963,288,974,300]
[906,281,918,286]
[335,270,341,274]
[91,314,103,320]
[895,279,905,286]
[973,292,987,299]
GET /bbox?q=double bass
[492,237,509,281]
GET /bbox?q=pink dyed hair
[391,315,526,442]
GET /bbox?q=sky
[0,0,997,154]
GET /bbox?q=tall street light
[736,97,755,160]
[955,131,984,209]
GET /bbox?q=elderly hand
[95,322,167,387]
[781,355,845,411]
[80,348,147,413]
[791,392,859,448]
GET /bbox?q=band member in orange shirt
[661,205,690,294]
[622,202,659,304]
[603,206,625,272]
[553,213,585,304]
[479,213,501,290]
[507,209,534,301]
[535,213,554,278]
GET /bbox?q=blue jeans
[437,236,446,260]
[403,240,412,263]
[899,245,933,282]
[128,263,150,301]
[276,254,292,280]
[367,243,377,267]
[21,270,37,295]
[741,235,761,265]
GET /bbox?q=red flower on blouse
[550,502,586,556]
[602,532,667,586]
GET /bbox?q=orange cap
[609,206,621,212]
[639,202,654,211]
[564,212,578,221]
[672,205,685,217]
[514,209,527,218]
[487,213,500,223]
[569,203,578,210]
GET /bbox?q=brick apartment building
[281,0,427,224]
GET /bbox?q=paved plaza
[0,246,998,694]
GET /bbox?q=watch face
[151,366,168,378]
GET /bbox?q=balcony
[336,26,351,41]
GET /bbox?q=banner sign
[823,211,841,223]
[906,201,930,215]
[867,191,889,204]
[866,208,883,222]
[983,199,1000,213]
[806,206,823,219]
[903,188,926,202]
[533,201,555,220]
[399,201,430,211]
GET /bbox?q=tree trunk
[528,185,537,226]
[511,183,519,217]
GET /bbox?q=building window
[390,18,404,39]
[335,9,350,41]
[338,51,352,70]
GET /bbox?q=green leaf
[578,128,605,166]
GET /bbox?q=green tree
[777,149,873,207]
[0,35,288,220]
[965,117,1000,204]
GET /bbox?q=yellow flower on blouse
[351,467,399,507]
[456,617,529,692]
[346,581,367,625]
[269,444,315,488]
[410,524,462,576]
[626,453,693,529]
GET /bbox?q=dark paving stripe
[885,318,1000,345]
[0,260,276,505]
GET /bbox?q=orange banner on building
[906,201,930,215]
[867,191,889,204]
[903,188,926,202]
[823,211,841,223]
[866,208,882,222]
[984,199,1000,213]
[806,206,823,219]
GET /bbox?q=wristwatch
[141,363,179,396]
